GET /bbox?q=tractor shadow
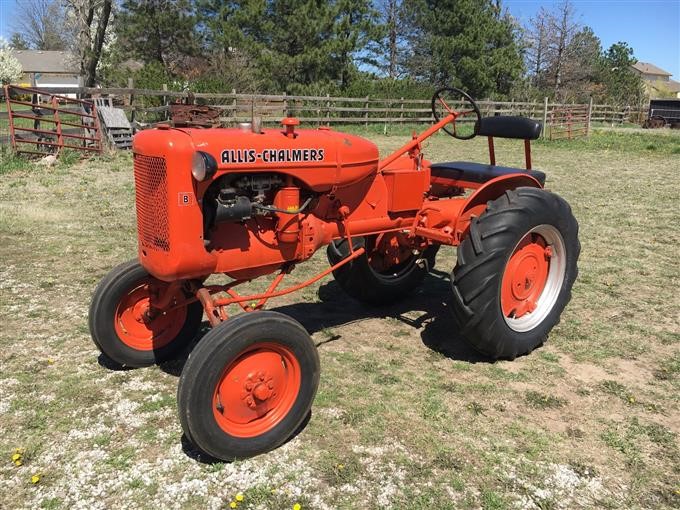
[160,268,493,379]
[276,268,492,364]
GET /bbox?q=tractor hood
[182,123,379,191]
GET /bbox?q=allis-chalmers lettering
[221,148,325,164]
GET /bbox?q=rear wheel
[177,311,320,461]
[327,233,438,305]
[89,260,203,368]
[450,187,579,359]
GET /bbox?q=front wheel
[88,260,204,367]
[177,311,320,461]
[450,187,580,359]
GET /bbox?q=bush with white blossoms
[0,37,22,85]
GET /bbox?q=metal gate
[549,105,589,140]
[3,85,103,157]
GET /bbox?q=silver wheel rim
[502,224,566,333]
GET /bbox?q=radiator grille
[133,154,170,252]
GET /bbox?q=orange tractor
[89,88,579,460]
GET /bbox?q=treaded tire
[450,187,580,360]
[327,237,439,305]
[177,311,320,461]
[89,259,204,368]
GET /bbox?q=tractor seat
[430,162,546,186]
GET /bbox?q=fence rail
[1,86,648,146]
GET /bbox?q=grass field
[0,128,679,509]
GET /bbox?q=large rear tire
[327,234,439,305]
[89,260,204,368]
[450,187,579,359]
[177,311,320,461]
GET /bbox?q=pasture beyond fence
[1,85,648,147]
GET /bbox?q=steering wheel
[431,87,482,140]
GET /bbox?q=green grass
[536,128,680,155]
[0,128,679,509]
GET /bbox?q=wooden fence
[1,86,648,146]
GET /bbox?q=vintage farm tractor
[89,88,579,460]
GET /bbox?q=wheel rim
[212,342,301,438]
[114,279,187,351]
[501,224,566,332]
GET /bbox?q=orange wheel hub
[114,279,187,351]
[501,233,552,319]
[368,232,414,272]
[212,343,301,438]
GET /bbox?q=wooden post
[542,97,548,139]
[162,84,168,121]
[400,97,404,124]
[326,93,331,126]
[283,92,288,118]
[77,75,84,100]
[586,97,593,136]
[364,96,369,126]
[230,89,237,124]
[128,77,135,125]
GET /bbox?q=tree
[546,0,579,97]
[599,42,644,106]
[9,34,30,50]
[404,0,524,98]
[116,0,200,76]
[199,0,381,93]
[10,0,70,50]
[525,7,550,88]
[65,0,113,88]
[0,40,23,84]
[559,26,601,100]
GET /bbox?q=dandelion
[229,501,237,509]
[337,464,344,470]
[11,453,21,462]
[293,504,301,510]
[31,474,40,484]
[236,493,244,502]
[628,396,636,404]
[14,459,23,467]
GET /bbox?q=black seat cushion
[477,116,542,140]
[430,161,546,186]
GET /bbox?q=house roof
[632,62,672,76]
[11,50,79,74]
[651,79,680,93]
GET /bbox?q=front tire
[89,260,204,368]
[450,188,580,359]
[177,311,320,461]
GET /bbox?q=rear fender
[454,173,542,241]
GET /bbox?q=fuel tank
[182,123,379,191]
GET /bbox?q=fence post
[162,83,168,121]
[231,89,237,124]
[586,97,593,135]
[325,94,331,126]
[542,97,548,138]
[128,77,135,125]
[76,76,84,100]
[283,92,288,118]
[364,96,369,126]
[400,97,404,124]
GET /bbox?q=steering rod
[378,113,456,171]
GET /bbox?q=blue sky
[1,0,678,79]
[505,0,680,79]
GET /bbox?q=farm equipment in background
[89,87,580,461]
[642,98,680,129]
